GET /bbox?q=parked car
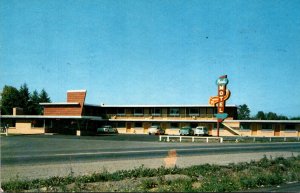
[97,125,118,134]
[179,126,194,136]
[148,125,165,135]
[193,126,208,136]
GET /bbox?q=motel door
[251,124,258,136]
[274,124,280,136]
[161,123,167,130]
[208,124,213,136]
[126,122,131,133]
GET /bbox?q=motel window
[240,123,251,130]
[117,122,126,128]
[117,108,125,116]
[170,122,179,128]
[134,122,143,128]
[191,123,198,128]
[206,108,214,115]
[169,108,179,116]
[262,123,273,130]
[134,108,144,116]
[152,122,161,127]
[200,108,206,115]
[285,124,296,131]
[151,108,161,116]
[189,108,199,116]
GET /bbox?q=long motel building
[1,90,300,137]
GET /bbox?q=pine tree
[19,83,30,114]
[39,89,51,103]
[28,90,41,115]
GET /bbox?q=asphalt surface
[1,134,300,192]
[1,134,300,166]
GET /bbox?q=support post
[217,121,220,137]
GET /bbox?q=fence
[159,135,223,143]
[0,127,8,136]
[226,136,300,143]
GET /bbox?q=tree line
[237,104,300,120]
[0,83,51,115]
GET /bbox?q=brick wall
[67,91,86,104]
[44,105,82,116]
[43,90,87,116]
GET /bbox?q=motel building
[1,89,300,137]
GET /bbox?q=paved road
[1,134,300,166]
[248,182,300,192]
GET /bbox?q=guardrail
[227,136,300,142]
[159,135,223,143]
[0,127,8,136]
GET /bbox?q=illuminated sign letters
[209,75,231,121]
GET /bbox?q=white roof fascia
[228,120,300,124]
[100,104,237,108]
[108,119,219,123]
[0,115,103,120]
[67,90,87,92]
[39,102,80,105]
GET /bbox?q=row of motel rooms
[1,90,300,137]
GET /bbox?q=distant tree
[28,90,41,115]
[1,84,51,115]
[0,85,20,115]
[266,112,278,120]
[255,111,266,120]
[237,104,251,120]
[18,83,30,114]
[277,115,289,120]
[290,116,300,120]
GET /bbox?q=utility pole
[0,106,1,132]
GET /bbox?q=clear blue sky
[1,0,300,117]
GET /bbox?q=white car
[97,125,118,134]
[194,126,208,136]
[148,126,165,135]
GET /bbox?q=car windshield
[182,127,191,130]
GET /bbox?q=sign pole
[217,121,220,137]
